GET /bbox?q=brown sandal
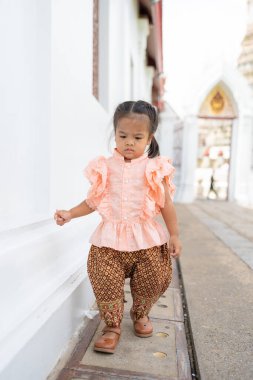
[93,326,121,353]
[130,309,153,338]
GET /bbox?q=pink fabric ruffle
[144,156,176,217]
[88,219,169,251]
[83,156,108,210]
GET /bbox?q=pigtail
[148,136,160,158]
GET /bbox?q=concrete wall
[0,1,156,379]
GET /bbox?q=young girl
[54,100,182,354]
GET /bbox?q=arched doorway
[195,83,237,200]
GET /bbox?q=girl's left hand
[168,235,182,258]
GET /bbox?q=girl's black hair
[113,100,160,158]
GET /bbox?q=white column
[157,105,178,158]
[98,0,110,110]
[178,115,198,203]
[228,118,238,201]
[137,18,150,100]
[234,113,253,205]
[107,0,129,112]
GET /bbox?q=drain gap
[176,258,201,380]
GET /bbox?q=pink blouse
[83,148,176,252]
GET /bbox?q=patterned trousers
[87,243,172,328]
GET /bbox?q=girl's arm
[54,199,95,226]
[69,199,95,218]
[160,180,182,258]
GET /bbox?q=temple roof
[238,0,253,86]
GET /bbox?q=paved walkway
[189,200,253,269]
[54,245,191,380]
[178,200,253,380]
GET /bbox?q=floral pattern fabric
[87,243,172,327]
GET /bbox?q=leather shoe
[130,309,153,337]
[94,326,121,353]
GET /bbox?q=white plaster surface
[0,1,168,379]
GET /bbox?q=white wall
[106,0,153,113]
[0,1,159,379]
[50,0,109,210]
[0,1,109,379]
[0,0,51,231]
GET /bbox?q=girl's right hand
[54,209,72,226]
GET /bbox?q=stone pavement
[54,251,192,380]
[178,200,253,380]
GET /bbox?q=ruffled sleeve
[145,156,176,209]
[83,156,108,210]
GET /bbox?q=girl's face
[115,114,153,161]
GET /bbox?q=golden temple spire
[238,0,253,87]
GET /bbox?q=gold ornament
[210,91,224,113]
